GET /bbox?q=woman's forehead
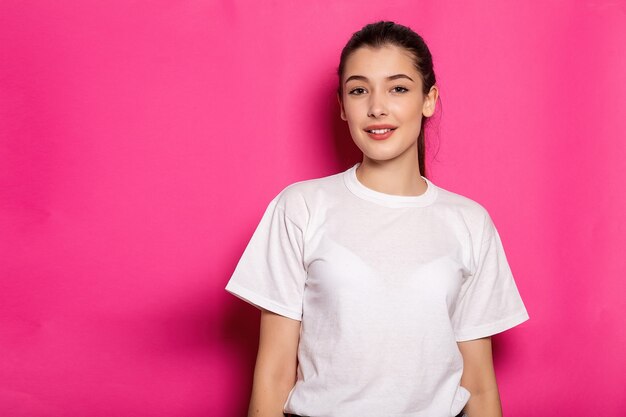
[343,45,419,79]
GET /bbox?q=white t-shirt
[225,162,529,417]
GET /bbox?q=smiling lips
[365,124,397,140]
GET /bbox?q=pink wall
[1,1,624,415]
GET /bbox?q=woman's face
[339,44,437,164]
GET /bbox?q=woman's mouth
[365,127,397,140]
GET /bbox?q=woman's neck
[356,157,427,197]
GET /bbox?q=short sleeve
[225,193,307,321]
[451,212,529,341]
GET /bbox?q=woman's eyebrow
[387,74,414,82]
[344,75,368,84]
[345,74,415,84]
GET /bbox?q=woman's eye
[348,87,366,95]
[392,86,409,93]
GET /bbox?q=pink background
[1,1,625,416]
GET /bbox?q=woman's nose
[367,91,388,118]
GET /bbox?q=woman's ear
[422,85,439,118]
[337,92,347,121]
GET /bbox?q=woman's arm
[248,308,301,417]
[457,337,503,417]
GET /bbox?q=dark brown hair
[337,21,437,177]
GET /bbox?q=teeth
[369,128,392,134]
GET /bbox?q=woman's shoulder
[266,169,344,224]
[273,169,343,203]
[431,181,492,227]
[435,182,488,211]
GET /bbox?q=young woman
[226,21,529,417]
